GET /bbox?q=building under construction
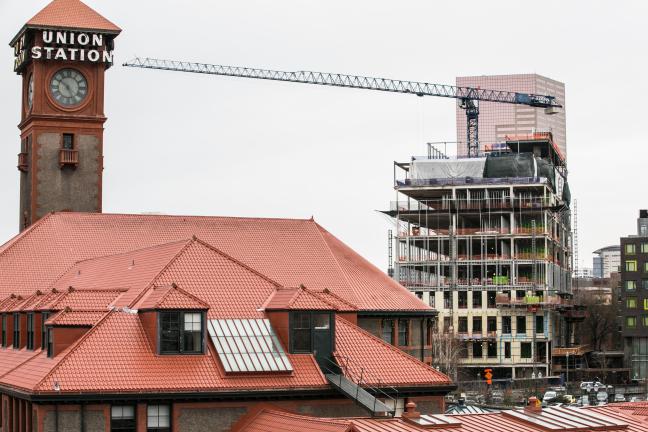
[385,132,581,381]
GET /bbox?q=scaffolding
[385,135,575,381]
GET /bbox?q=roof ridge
[309,222,361,306]
[71,238,193,267]
[315,222,430,312]
[34,309,115,391]
[126,239,198,309]
[311,288,358,310]
[300,287,343,310]
[334,316,451,383]
[155,284,210,309]
[53,211,314,223]
[191,237,284,288]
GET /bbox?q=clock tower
[10,0,120,231]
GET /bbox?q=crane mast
[123,57,562,157]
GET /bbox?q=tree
[576,293,619,352]
[429,330,464,381]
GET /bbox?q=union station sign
[13,30,115,72]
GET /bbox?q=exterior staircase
[325,373,393,416]
[320,355,397,417]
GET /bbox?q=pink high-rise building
[455,74,567,159]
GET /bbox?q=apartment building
[621,210,648,379]
[387,133,580,381]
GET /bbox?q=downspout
[80,403,85,432]
[420,319,425,362]
[54,404,59,432]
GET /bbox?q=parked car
[614,394,626,402]
[580,381,605,392]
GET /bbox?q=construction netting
[410,152,570,204]
[410,158,486,180]
[482,153,536,179]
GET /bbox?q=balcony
[17,152,28,172]
[59,149,79,168]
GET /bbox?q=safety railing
[320,355,398,417]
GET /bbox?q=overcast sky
[1,0,647,271]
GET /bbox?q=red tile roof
[234,404,648,432]
[25,0,121,32]
[235,408,351,432]
[0,311,328,394]
[265,287,337,311]
[0,212,429,312]
[45,287,125,311]
[334,317,452,387]
[135,284,210,311]
[45,310,107,327]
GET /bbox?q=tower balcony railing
[59,149,79,168]
[17,152,28,172]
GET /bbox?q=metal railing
[320,355,398,417]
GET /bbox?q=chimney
[402,402,420,419]
[525,397,542,413]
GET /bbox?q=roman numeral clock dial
[50,68,88,107]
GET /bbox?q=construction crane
[123,57,562,157]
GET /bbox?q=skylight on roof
[208,319,293,373]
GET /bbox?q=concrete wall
[34,132,101,219]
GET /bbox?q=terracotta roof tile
[265,287,336,311]
[316,224,428,311]
[236,408,350,432]
[51,239,191,307]
[45,310,107,327]
[1,311,328,394]
[0,295,27,313]
[0,213,428,312]
[25,0,120,32]
[334,317,452,387]
[46,288,125,311]
[135,284,209,310]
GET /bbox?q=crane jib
[122,57,562,157]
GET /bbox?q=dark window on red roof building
[381,319,394,344]
[26,313,34,350]
[159,311,204,354]
[147,405,170,432]
[291,312,312,352]
[111,406,136,432]
[41,312,49,350]
[398,319,409,346]
[47,328,53,357]
[1,314,6,347]
[12,313,20,349]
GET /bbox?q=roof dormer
[135,284,209,355]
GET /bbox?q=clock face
[27,74,33,110]
[50,69,88,107]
